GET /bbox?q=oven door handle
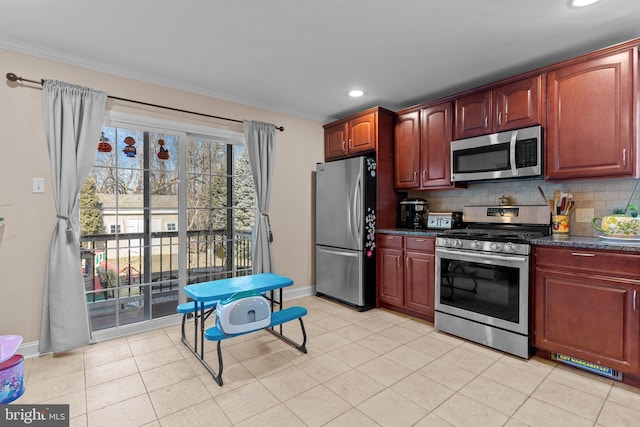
[437,248,527,264]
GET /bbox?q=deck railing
[80,229,252,329]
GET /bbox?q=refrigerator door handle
[347,170,361,244]
[353,171,362,236]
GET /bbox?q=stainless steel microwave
[450,125,542,182]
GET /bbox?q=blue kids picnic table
[180,273,307,385]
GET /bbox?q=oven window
[453,143,510,173]
[439,258,519,323]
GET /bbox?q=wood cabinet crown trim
[322,106,395,128]
[396,37,640,115]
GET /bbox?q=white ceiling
[1,0,639,123]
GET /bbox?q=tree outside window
[79,125,254,332]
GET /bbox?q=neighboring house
[98,193,178,236]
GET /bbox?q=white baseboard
[17,285,316,359]
[283,284,315,301]
[16,341,40,360]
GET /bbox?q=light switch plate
[32,178,45,193]
[576,208,594,223]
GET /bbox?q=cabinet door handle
[406,257,410,270]
[348,138,352,149]
[484,116,488,128]
[386,236,396,240]
[342,140,346,152]
[498,112,502,126]
[623,149,627,167]
[571,252,595,257]
[414,171,418,182]
[634,290,637,311]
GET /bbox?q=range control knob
[470,240,481,249]
[489,242,502,251]
[503,243,516,253]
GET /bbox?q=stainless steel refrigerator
[315,156,376,310]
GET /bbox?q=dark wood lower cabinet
[377,234,435,322]
[533,246,640,376]
[404,249,434,314]
[377,242,404,307]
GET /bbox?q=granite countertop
[379,229,640,253]
[531,235,640,253]
[377,228,440,237]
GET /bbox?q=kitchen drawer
[534,246,640,277]
[378,234,404,249]
[405,236,435,253]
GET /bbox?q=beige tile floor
[15,295,640,426]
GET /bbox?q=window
[79,115,254,335]
[185,138,255,284]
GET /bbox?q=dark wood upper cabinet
[394,102,456,190]
[324,121,349,160]
[454,75,543,140]
[454,90,492,139]
[324,108,391,161]
[394,110,420,189]
[421,102,453,188]
[546,47,636,180]
[494,75,544,132]
[349,112,377,153]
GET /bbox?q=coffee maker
[399,198,428,229]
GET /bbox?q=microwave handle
[510,130,518,176]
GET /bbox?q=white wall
[0,48,324,345]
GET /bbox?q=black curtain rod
[6,72,284,132]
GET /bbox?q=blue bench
[205,306,307,340]
[203,306,308,386]
[177,300,218,314]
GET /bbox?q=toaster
[426,212,463,229]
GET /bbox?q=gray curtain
[39,80,107,354]
[243,120,276,273]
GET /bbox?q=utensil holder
[552,215,569,237]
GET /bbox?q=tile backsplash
[408,177,640,237]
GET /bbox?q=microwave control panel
[515,138,538,168]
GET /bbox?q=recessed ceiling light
[348,89,364,98]
[569,0,600,8]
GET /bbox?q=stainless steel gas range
[434,205,550,359]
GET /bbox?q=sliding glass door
[80,120,254,335]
